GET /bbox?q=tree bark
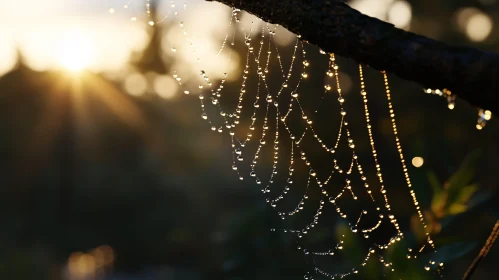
[207,0,499,115]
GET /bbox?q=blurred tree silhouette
[0,0,498,280]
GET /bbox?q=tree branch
[462,220,499,280]
[207,0,499,114]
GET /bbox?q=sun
[56,30,96,73]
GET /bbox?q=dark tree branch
[462,220,499,280]
[207,0,499,114]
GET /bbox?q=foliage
[333,151,489,279]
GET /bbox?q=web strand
[112,1,446,278]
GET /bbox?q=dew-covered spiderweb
[111,1,449,278]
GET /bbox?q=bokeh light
[154,75,178,99]
[455,7,494,42]
[124,72,148,96]
[466,12,493,42]
[388,1,412,29]
[412,157,424,168]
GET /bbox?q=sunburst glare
[56,30,97,73]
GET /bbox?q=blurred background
[0,0,498,279]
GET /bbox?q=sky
[0,0,245,78]
[0,0,416,76]
[0,0,156,74]
[0,0,492,77]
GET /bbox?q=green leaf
[455,184,479,205]
[447,203,468,215]
[446,150,481,206]
[428,172,445,214]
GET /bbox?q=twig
[462,220,499,280]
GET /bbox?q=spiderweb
[112,1,449,278]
